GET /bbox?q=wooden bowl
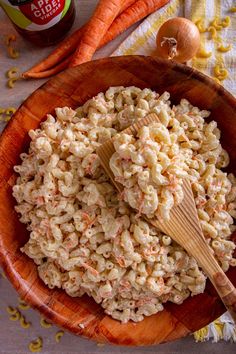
[0,56,235,346]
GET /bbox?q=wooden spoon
[97,113,236,322]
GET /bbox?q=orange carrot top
[69,0,124,67]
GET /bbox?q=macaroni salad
[110,123,188,220]
[13,87,236,323]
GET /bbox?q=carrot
[23,56,72,79]
[22,0,136,78]
[69,0,125,67]
[22,26,85,78]
[99,0,170,48]
[70,0,170,67]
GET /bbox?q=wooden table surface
[0,1,235,353]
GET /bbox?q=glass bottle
[0,0,76,46]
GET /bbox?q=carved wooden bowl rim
[0,56,235,346]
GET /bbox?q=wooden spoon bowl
[0,56,235,346]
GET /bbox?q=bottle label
[0,0,71,31]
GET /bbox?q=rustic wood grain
[0,56,236,346]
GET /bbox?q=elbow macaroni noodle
[13,87,236,323]
[110,122,188,220]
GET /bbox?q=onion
[156,17,201,63]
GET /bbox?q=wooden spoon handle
[212,271,236,322]
[193,245,236,323]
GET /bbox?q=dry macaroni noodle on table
[18,298,30,310]
[221,16,231,28]
[5,107,16,115]
[210,18,223,30]
[28,337,43,353]
[6,67,19,79]
[0,107,16,122]
[55,331,64,343]
[9,309,21,321]
[12,87,236,323]
[5,34,16,46]
[214,64,229,80]
[7,77,19,89]
[6,306,18,315]
[208,26,218,39]
[196,45,212,58]
[7,46,19,59]
[19,315,31,329]
[40,317,52,328]
[195,19,207,33]
[217,44,232,53]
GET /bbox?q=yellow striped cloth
[112,0,236,96]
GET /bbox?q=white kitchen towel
[112,0,236,96]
